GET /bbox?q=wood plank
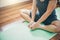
[0,3,32,14]
[50,33,60,40]
[0,11,20,23]
[0,1,32,27]
[0,16,21,27]
[0,1,32,14]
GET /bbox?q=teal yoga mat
[1,22,57,40]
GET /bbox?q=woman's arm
[37,0,57,23]
[32,0,37,21]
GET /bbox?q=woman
[20,0,60,32]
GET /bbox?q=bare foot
[28,22,40,30]
[28,21,34,28]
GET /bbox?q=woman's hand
[28,21,34,28]
[28,22,40,30]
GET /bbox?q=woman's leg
[51,20,60,32]
[31,20,60,33]
[39,20,60,32]
[20,9,32,22]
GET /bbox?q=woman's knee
[55,27,60,33]
[51,20,60,26]
[51,20,60,33]
[20,9,30,15]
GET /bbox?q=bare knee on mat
[51,20,60,33]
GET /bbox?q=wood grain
[0,1,32,27]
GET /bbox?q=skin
[20,0,60,33]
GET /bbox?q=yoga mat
[1,21,56,40]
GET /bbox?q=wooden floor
[0,2,32,27]
[50,33,60,40]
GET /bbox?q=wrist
[31,19,34,22]
[31,20,34,22]
[32,19,34,21]
[37,21,41,24]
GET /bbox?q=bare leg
[39,25,57,32]
[31,20,60,33]
[20,9,32,22]
[39,20,60,32]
